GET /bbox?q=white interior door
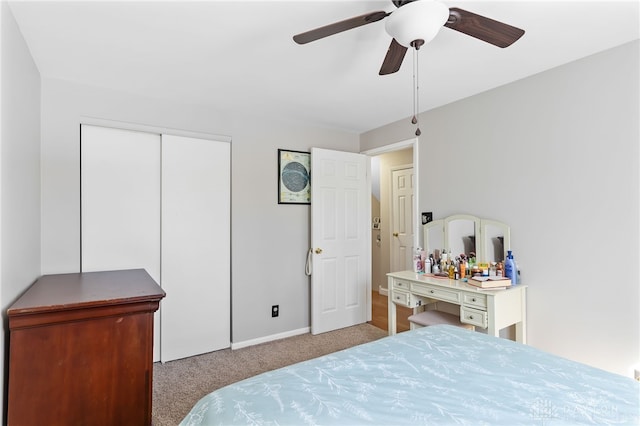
[310,148,371,335]
[80,124,162,360]
[391,166,414,272]
[160,134,230,362]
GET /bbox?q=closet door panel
[161,135,230,362]
[81,125,161,279]
[80,124,162,360]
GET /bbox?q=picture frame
[278,149,311,204]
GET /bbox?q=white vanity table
[387,271,527,342]
[388,214,527,343]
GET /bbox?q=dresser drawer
[390,290,411,307]
[392,279,411,291]
[411,283,460,304]
[461,306,488,328]
[463,293,487,309]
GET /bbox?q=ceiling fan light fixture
[385,0,449,48]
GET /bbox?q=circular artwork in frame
[278,149,311,204]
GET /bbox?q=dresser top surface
[8,269,166,316]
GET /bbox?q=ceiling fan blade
[293,11,389,44]
[444,8,524,48]
[379,39,408,75]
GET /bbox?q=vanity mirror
[423,214,510,262]
[481,219,511,263]
[423,219,444,258]
[444,214,480,259]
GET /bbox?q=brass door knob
[393,232,399,237]
[315,248,323,254]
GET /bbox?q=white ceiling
[8,0,640,133]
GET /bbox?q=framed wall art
[278,149,310,204]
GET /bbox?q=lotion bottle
[505,250,516,285]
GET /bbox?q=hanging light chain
[410,40,423,137]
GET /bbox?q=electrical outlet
[271,305,279,318]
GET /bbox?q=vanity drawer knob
[430,290,435,294]
[469,315,474,320]
[471,298,476,302]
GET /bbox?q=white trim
[361,138,415,156]
[363,138,420,315]
[365,155,372,322]
[230,327,310,350]
[413,139,420,250]
[79,116,232,143]
[362,137,421,259]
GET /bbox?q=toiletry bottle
[413,248,422,273]
[505,250,516,285]
[489,262,497,277]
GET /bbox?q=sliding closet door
[81,125,161,276]
[80,124,162,359]
[160,134,230,362]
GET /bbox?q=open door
[310,148,371,334]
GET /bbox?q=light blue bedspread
[180,325,640,425]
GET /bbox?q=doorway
[366,140,417,297]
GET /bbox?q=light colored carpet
[152,323,387,425]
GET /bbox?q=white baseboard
[379,286,388,296]
[231,327,310,350]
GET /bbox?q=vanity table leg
[514,322,526,344]
[514,287,527,344]
[487,322,500,338]
[387,276,397,335]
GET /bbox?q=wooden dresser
[7,269,165,426]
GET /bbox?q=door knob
[393,232,399,237]
[315,248,323,254]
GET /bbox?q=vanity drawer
[390,290,411,307]
[461,306,488,328]
[411,283,460,304]
[463,293,487,309]
[392,279,411,291]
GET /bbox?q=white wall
[230,123,359,344]
[361,40,639,377]
[0,2,42,420]
[39,78,359,347]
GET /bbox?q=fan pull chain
[411,42,422,137]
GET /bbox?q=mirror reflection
[482,220,511,262]
[444,215,480,261]
[422,215,510,264]
[446,218,476,258]
[423,220,444,258]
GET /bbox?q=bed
[180,325,639,425]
